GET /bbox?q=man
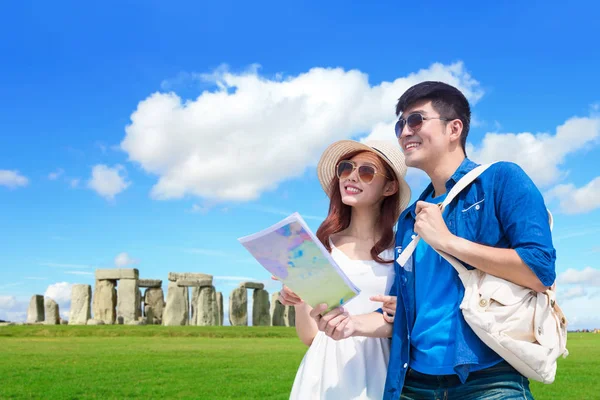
[310,81,556,399]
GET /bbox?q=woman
[280,139,411,400]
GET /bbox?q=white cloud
[214,276,260,282]
[0,295,17,310]
[0,282,23,290]
[556,267,600,329]
[467,116,600,188]
[121,62,483,201]
[40,262,96,269]
[244,205,325,222]
[545,177,600,214]
[0,170,29,188]
[44,282,73,305]
[553,225,600,242]
[190,203,211,214]
[87,164,130,200]
[95,142,108,153]
[185,248,231,257]
[69,178,80,188]
[559,285,587,301]
[3,311,26,321]
[48,168,65,180]
[64,271,94,276]
[557,266,600,286]
[560,294,600,330]
[114,252,139,267]
[0,295,28,322]
[471,114,485,128]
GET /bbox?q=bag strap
[396,163,493,272]
[396,163,554,281]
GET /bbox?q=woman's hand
[370,294,397,323]
[272,276,304,306]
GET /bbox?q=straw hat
[317,140,411,213]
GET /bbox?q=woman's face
[337,151,396,210]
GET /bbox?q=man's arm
[414,163,556,293]
[442,238,547,292]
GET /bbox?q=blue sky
[1,1,599,329]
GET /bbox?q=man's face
[397,100,450,169]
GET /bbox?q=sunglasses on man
[394,113,451,138]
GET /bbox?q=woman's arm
[278,284,318,346]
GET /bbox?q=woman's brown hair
[315,151,401,264]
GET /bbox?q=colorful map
[238,213,359,311]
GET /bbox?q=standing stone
[137,289,142,320]
[117,279,139,324]
[44,298,60,325]
[93,280,117,324]
[144,305,155,325]
[216,292,224,326]
[229,287,248,326]
[284,305,296,327]
[69,284,92,325]
[144,288,165,324]
[26,295,45,323]
[163,281,189,326]
[196,286,218,326]
[190,287,200,325]
[270,292,286,326]
[252,289,270,326]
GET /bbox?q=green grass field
[0,326,597,399]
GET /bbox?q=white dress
[290,243,396,400]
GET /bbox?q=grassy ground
[0,326,597,399]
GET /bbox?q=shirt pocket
[459,197,486,242]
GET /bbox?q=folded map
[238,212,359,311]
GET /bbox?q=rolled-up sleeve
[495,162,556,287]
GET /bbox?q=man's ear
[383,180,399,197]
[448,119,463,144]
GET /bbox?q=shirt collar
[402,157,479,220]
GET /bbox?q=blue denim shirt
[382,158,556,400]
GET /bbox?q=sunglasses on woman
[394,113,450,138]
[336,160,389,184]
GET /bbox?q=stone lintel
[176,279,213,288]
[95,268,139,280]
[168,272,213,283]
[240,282,265,290]
[138,279,162,288]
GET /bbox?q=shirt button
[403,363,408,368]
[411,234,416,239]
[407,335,410,340]
[475,204,481,210]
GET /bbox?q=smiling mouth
[404,142,421,152]
[345,186,362,194]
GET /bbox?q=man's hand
[414,201,454,251]
[370,294,397,323]
[309,303,354,341]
